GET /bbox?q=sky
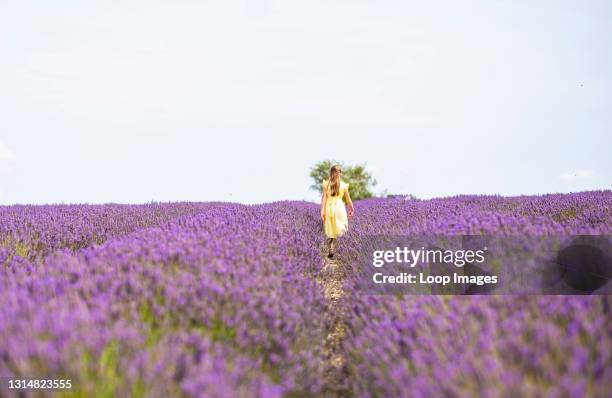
[1,0,610,205]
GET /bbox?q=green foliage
[552,207,579,223]
[15,241,30,258]
[309,160,377,201]
[67,341,123,398]
[98,341,121,397]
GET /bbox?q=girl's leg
[328,238,336,257]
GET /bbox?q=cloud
[559,169,595,182]
[0,140,16,162]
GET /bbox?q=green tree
[309,160,377,200]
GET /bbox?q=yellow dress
[323,179,349,238]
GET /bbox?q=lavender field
[1,191,611,397]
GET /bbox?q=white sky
[1,0,610,204]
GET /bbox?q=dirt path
[317,246,351,397]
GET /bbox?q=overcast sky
[1,0,610,204]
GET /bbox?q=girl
[320,165,355,258]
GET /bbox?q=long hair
[328,165,342,196]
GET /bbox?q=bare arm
[320,185,327,221]
[344,188,354,217]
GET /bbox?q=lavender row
[1,202,327,397]
[0,202,214,262]
[337,191,612,397]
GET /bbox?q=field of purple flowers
[337,191,611,397]
[1,191,610,397]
